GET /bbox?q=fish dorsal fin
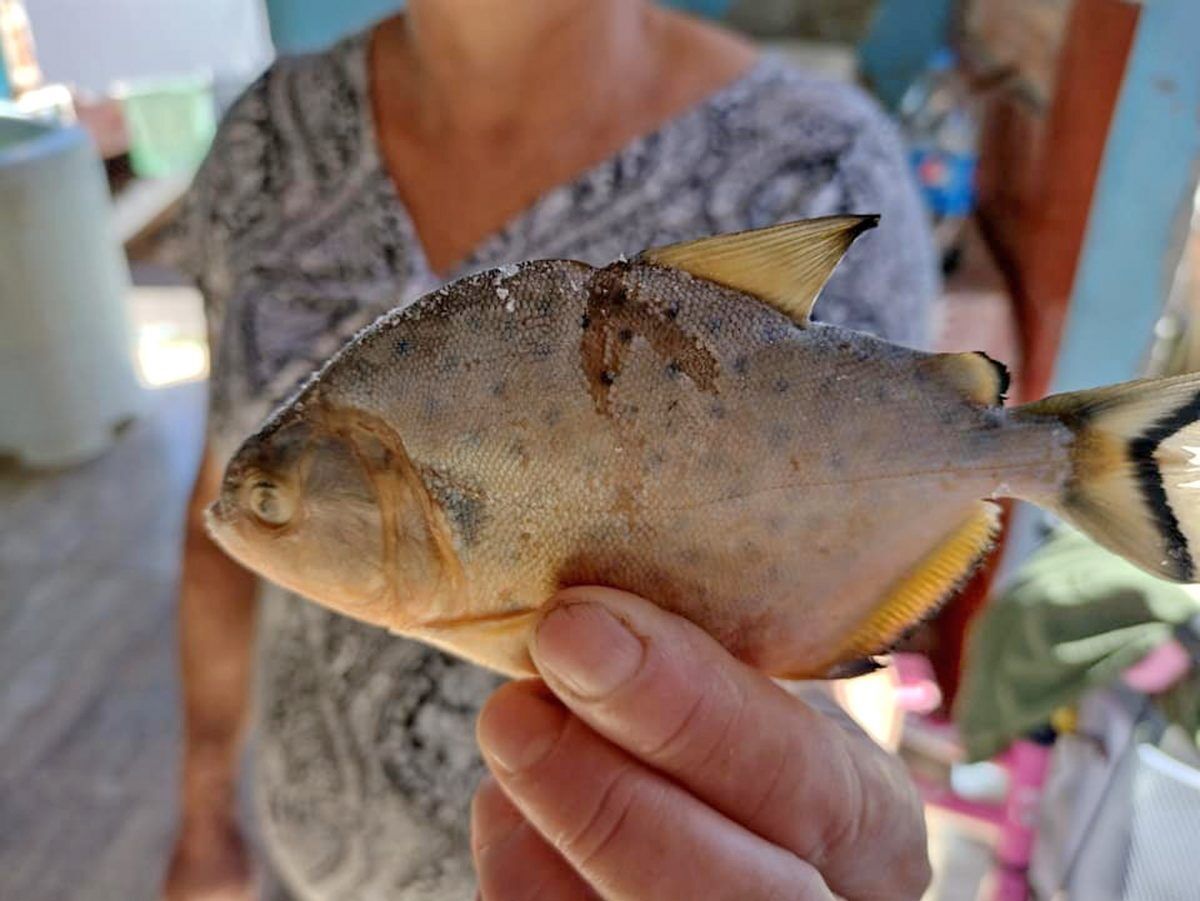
[638,215,879,326]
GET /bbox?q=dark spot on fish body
[665,304,680,320]
[393,338,411,357]
[527,339,556,360]
[740,540,766,564]
[421,468,488,547]
[767,423,791,449]
[618,328,634,343]
[542,406,562,426]
[980,409,1005,430]
[773,377,790,394]
[600,370,616,386]
[580,313,592,329]
[709,401,727,420]
[732,355,749,376]
[665,361,682,379]
[612,483,641,525]
[508,439,530,467]
[422,396,441,420]
[491,380,507,398]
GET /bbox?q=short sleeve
[175,71,275,325]
[166,70,278,445]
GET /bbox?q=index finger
[528,587,930,901]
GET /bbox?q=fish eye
[247,479,295,527]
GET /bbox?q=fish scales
[209,217,1200,678]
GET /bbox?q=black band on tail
[1127,389,1200,582]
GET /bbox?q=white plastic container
[0,116,142,467]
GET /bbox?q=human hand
[472,587,931,900]
[163,811,253,901]
[162,756,253,901]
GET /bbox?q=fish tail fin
[1018,373,1200,581]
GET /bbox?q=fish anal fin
[821,503,1000,672]
[920,352,1010,406]
[638,215,879,327]
[408,607,541,678]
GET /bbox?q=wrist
[180,742,239,818]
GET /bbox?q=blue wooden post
[1052,0,1200,393]
[264,0,404,54]
[858,0,954,110]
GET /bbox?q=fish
[206,216,1200,679]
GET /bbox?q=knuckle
[558,761,645,869]
[839,740,931,899]
[740,740,792,826]
[643,669,743,771]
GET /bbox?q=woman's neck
[382,0,658,139]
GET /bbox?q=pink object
[991,740,1054,901]
[892,652,944,713]
[1121,638,1191,693]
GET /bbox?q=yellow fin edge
[823,502,1000,673]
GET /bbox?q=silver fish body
[208,219,1200,677]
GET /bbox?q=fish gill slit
[321,407,467,622]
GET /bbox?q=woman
[165,1,937,898]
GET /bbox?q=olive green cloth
[955,527,1200,761]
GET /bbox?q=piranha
[207,216,1200,679]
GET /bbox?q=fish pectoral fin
[818,502,1000,675]
[406,608,542,678]
[919,352,1011,406]
[637,215,879,326]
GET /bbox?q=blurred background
[1,1,1199,899]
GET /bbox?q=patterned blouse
[179,31,936,901]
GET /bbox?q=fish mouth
[203,493,255,555]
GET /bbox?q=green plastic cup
[116,73,216,178]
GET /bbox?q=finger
[472,774,596,901]
[529,588,930,901]
[477,680,833,901]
